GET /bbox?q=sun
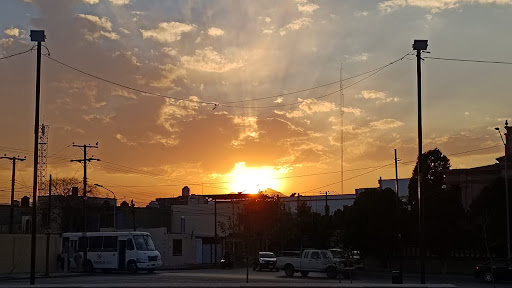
[228,162,280,194]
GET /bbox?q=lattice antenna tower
[340,64,344,195]
[38,124,49,195]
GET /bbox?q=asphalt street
[0,268,509,287]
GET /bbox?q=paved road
[0,268,509,287]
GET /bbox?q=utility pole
[1,155,26,234]
[413,39,428,284]
[394,149,403,283]
[214,198,217,264]
[324,191,330,216]
[45,174,52,276]
[70,143,99,269]
[495,121,510,268]
[29,29,45,286]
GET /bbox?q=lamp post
[495,121,510,268]
[94,184,116,230]
[413,39,428,284]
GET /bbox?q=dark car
[253,252,278,271]
[474,259,512,282]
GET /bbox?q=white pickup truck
[276,249,338,278]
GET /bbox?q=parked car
[276,249,338,278]
[253,252,278,271]
[474,259,512,282]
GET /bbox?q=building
[281,194,356,215]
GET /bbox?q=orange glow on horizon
[228,162,281,194]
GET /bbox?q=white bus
[61,232,162,273]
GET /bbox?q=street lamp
[495,121,510,268]
[94,184,117,230]
[413,39,428,284]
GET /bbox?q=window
[311,251,320,260]
[103,236,118,251]
[133,235,156,251]
[172,239,182,256]
[321,251,331,259]
[303,251,309,259]
[126,238,134,251]
[89,236,103,251]
[78,237,87,252]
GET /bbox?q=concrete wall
[0,234,60,274]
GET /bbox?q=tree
[469,177,511,258]
[344,188,403,262]
[38,177,99,233]
[408,148,451,207]
[406,148,466,263]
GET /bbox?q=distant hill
[262,188,287,198]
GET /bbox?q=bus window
[62,237,69,251]
[126,238,135,251]
[78,237,87,252]
[89,236,103,252]
[103,236,117,252]
[133,235,156,251]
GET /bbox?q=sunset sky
[0,0,511,205]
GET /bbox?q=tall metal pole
[30,30,45,286]
[506,139,510,268]
[45,174,52,276]
[497,123,510,267]
[394,149,403,284]
[1,155,26,234]
[214,198,218,264]
[413,39,427,284]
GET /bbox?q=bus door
[118,240,126,270]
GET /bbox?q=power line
[222,53,411,109]
[0,46,35,60]
[424,56,512,65]
[222,52,413,105]
[43,55,218,107]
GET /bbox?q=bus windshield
[133,235,156,251]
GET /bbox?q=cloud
[0,38,14,46]
[82,0,99,4]
[346,52,368,62]
[113,51,140,66]
[277,98,336,118]
[181,47,245,73]
[354,10,369,16]
[150,64,186,88]
[158,98,201,132]
[76,14,113,31]
[297,1,320,14]
[370,119,404,129]
[379,0,512,13]
[207,27,224,37]
[109,0,130,5]
[231,116,259,147]
[116,133,136,145]
[140,22,196,43]
[162,47,178,56]
[342,107,362,116]
[274,97,284,103]
[4,27,23,38]
[262,29,273,34]
[265,17,272,23]
[358,90,399,103]
[279,17,312,35]
[119,28,130,34]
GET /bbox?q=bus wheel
[127,260,138,274]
